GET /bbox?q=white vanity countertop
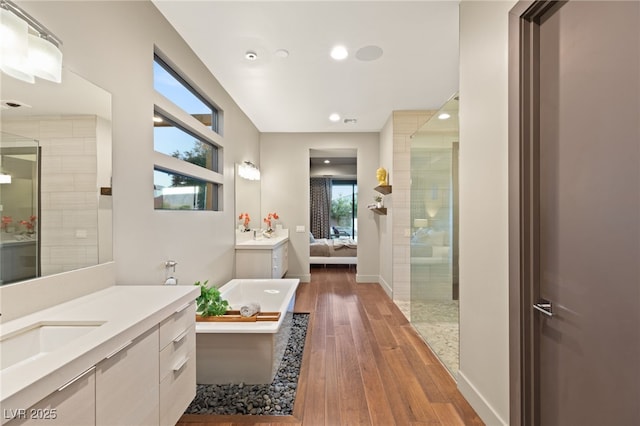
[235,233,288,249]
[0,285,199,414]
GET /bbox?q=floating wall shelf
[374,185,392,195]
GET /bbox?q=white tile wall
[391,111,435,303]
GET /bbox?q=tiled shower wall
[391,110,435,303]
[3,116,99,275]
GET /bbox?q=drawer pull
[173,356,189,372]
[175,302,191,313]
[105,340,133,359]
[58,367,95,392]
[173,329,189,344]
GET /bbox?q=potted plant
[194,280,229,319]
[374,194,383,208]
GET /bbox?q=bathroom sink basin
[0,321,105,371]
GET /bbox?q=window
[330,180,357,239]
[153,51,223,211]
[153,54,219,132]
[154,168,218,210]
[153,112,218,172]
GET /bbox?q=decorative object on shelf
[376,167,387,186]
[374,194,383,208]
[238,212,251,231]
[0,0,64,84]
[238,161,261,180]
[195,280,230,319]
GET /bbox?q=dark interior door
[535,1,640,425]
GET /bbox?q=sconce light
[238,161,261,181]
[0,0,63,84]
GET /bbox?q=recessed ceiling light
[438,113,451,120]
[324,160,330,164]
[330,45,348,61]
[329,113,341,122]
[343,118,357,124]
[153,116,163,123]
[245,51,258,61]
[274,49,289,58]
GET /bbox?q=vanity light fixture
[238,161,261,181]
[0,0,63,84]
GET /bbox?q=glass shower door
[0,132,40,284]
[410,96,459,374]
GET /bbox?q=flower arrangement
[238,212,250,231]
[263,212,279,231]
[19,215,37,234]
[1,216,12,232]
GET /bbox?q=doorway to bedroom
[309,149,358,272]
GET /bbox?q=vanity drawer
[159,348,196,426]
[159,323,195,382]
[159,301,195,349]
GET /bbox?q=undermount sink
[1,321,105,371]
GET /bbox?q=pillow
[309,232,316,243]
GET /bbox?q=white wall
[259,132,379,283]
[458,1,516,425]
[2,0,260,317]
[378,116,394,295]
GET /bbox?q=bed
[309,234,357,265]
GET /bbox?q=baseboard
[377,275,392,297]
[457,369,507,426]
[355,273,378,284]
[286,273,311,283]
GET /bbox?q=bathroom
[0,1,518,425]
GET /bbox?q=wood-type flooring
[177,266,483,426]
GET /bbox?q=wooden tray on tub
[196,310,281,322]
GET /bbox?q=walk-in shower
[409,95,459,374]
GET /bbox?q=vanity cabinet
[4,368,95,425]
[235,240,288,279]
[159,303,196,426]
[96,326,159,426]
[0,288,198,426]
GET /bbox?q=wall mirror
[234,162,260,237]
[0,68,112,285]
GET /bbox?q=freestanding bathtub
[195,278,300,384]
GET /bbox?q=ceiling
[152,1,460,133]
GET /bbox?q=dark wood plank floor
[177,267,483,426]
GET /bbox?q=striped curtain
[310,178,332,239]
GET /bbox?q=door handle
[533,300,553,318]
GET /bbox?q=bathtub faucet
[164,260,178,285]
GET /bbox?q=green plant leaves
[194,280,230,317]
